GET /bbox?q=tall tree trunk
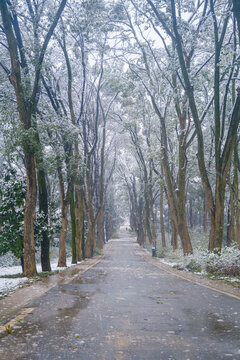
[160,182,166,248]
[160,123,192,254]
[85,216,96,258]
[233,0,240,42]
[84,155,96,257]
[142,208,147,244]
[128,183,138,233]
[36,146,51,272]
[82,212,86,257]
[57,165,71,267]
[97,208,104,250]
[20,256,24,273]
[171,221,178,251]
[203,193,208,234]
[144,178,153,243]
[229,177,235,245]
[189,198,193,229]
[70,186,77,264]
[149,171,157,241]
[233,144,240,246]
[137,197,145,246]
[38,168,51,272]
[58,203,68,267]
[227,202,232,246]
[131,178,139,233]
[209,176,226,250]
[23,146,37,276]
[75,185,84,261]
[177,142,193,254]
[107,212,113,240]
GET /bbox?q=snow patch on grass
[0,256,75,298]
[0,277,28,298]
[144,229,240,283]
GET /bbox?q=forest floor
[0,231,240,359]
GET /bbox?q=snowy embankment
[0,257,73,298]
[157,246,240,284]
[143,230,240,286]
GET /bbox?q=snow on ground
[208,276,240,283]
[0,277,29,297]
[143,229,240,283]
[159,258,179,267]
[0,257,75,298]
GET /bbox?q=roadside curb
[135,244,240,301]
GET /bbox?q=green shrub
[186,259,202,273]
[156,248,167,258]
[94,247,103,256]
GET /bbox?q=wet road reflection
[0,236,239,360]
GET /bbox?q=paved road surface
[0,233,240,360]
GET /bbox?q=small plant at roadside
[94,248,103,256]
[37,271,57,278]
[186,259,202,273]
[5,324,13,335]
[71,268,79,276]
[156,248,167,258]
[172,264,181,270]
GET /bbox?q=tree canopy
[0,0,240,275]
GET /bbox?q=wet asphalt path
[0,233,240,360]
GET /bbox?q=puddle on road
[205,312,239,336]
[0,286,94,342]
[75,277,97,284]
[0,265,109,358]
[0,268,105,343]
[56,293,91,317]
[72,270,108,285]
[184,309,240,338]
[0,267,85,324]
